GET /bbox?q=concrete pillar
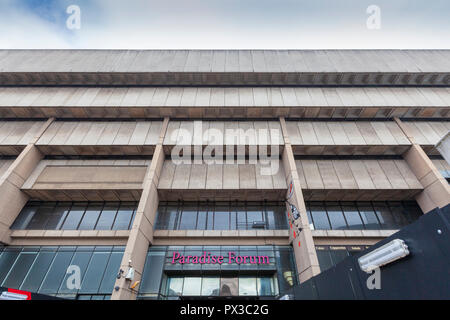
[111,118,169,300]
[0,119,54,244]
[279,118,321,283]
[394,118,450,213]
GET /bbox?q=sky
[0,0,449,49]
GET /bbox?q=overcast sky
[1,0,449,49]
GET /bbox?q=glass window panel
[61,203,87,230]
[246,205,263,227]
[78,203,103,230]
[357,202,380,230]
[236,205,247,230]
[179,204,197,230]
[272,204,288,230]
[387,201,409,226]
[329,249,349,266]
[0,249,21,284]
[266,206,275,229]
[58,250,93,294]
[214,204,229,230]
[238,277,257,296]
[402,202,423,223]
[112,203,135,230]
[95,203,119,230]
[166,203,179,229]
[341,203,365,229]
[316,248,333,273]
[139,250,166,294]
[45,203,71,230]
[2,251,38,289]
[201,277,220,296]
[220,277,238,296]
[39,250,75,294]
[20,249,57,292]
[182,277,201,296]
[27,203,56,229]
[257,277,275,296]
[372,202,396,229]
[206,205,214,230]
[197,209,207,230]
[310,202,331,230]
[276,247,297,295]
[306,203,314,230]
[229,210,237,230]
[166,277,183,297]
[326,203,347,230]
[79,251,110,294]
[99,251,123,294]
[11,205,39,230]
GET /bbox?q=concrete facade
[0,50,449,300]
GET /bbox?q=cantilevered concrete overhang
[0,50,449,86]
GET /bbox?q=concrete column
[0,118,54,244]
[394,118,450,213]
[111,118,169,300]
[279,118,320,283]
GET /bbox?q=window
[306,201,422,231]
[201,277,220,296]
[61,203,87,230]
[316,245,368,273]
[239,277,257,296]
[12,202,137,231]
[325,202,347,230]
[155,201,287,230]
[0,246,124,298]
[309,202,331,230]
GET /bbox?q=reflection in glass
[182,277,201,296]
[239,277,257,296]
[95,204,118,230]
[220,277,238,296]
[61,204,87,230]
[257,277,277,296]
[201,277,220,296]
[78,204,102,230]
[167,277,183,296]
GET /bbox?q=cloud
[0,0,449,49]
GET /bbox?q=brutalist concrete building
[0,50,448,300]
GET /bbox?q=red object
[298,241,301,247]
[8,288,31,300]
[293,231,296,238]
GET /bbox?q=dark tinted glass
[78,203,103,230]
[2,250,38,289]
[45,204,71,229]
[20,249,56,292]
[27,203,56,229]
[326,203,347,230]
[310,202,331,230]
[61,204,87,230]
[112,203,135,230]
[95,204,118,230]
[356,202,380,230]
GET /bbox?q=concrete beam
[395,118,450,213]
[279,117,321,283]
[111,118,169,300]
[0,119,54,244]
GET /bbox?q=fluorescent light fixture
[358,239,410,273]
[0,291,28,300]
